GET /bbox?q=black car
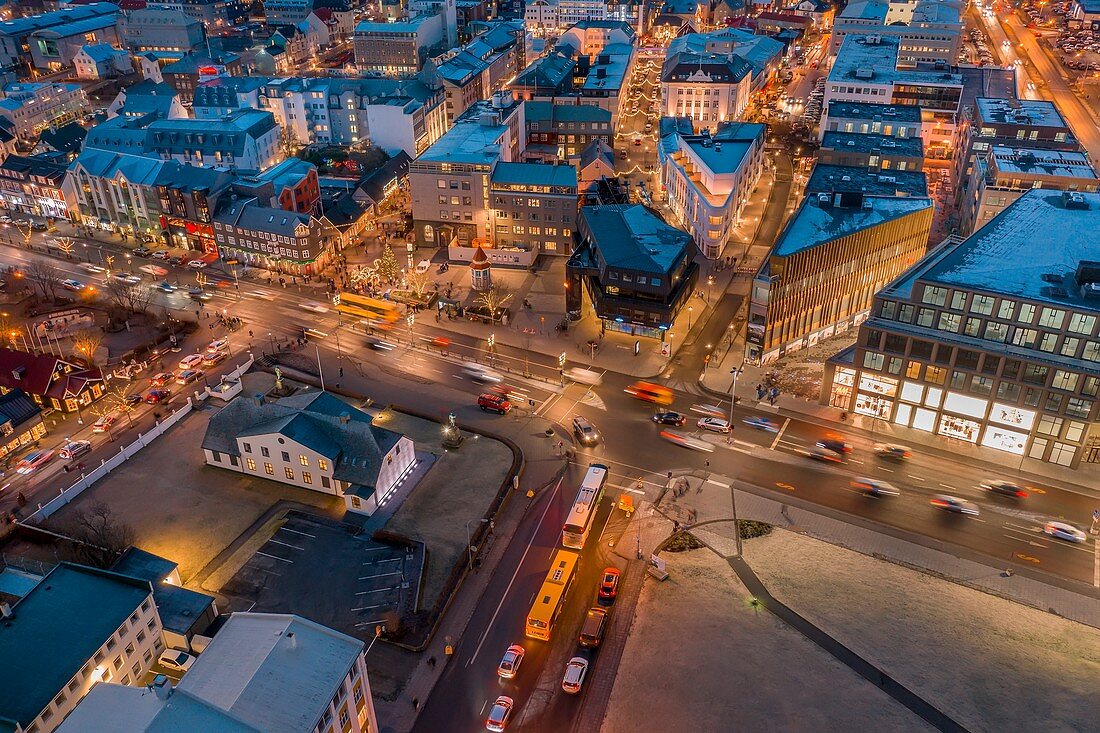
[133,247,151,257]
[817,438,853,454]
[651,411,686,426]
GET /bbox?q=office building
[659,51,753,127]
[806,163,929,197]
[818,130,925,171]
[0,82,86,143]
[0,154,69,219]
[120,8,206,53]
[354,15,444,77]
[566,204,699,339]
[59,612,380,733]
[144,0,248,27]
[265,0,315,25]
[665,28,785,92]
[659,120,766,259]
[829,0,963,66]
[524,0,642,36]
[747,188,933,363]
[959,147,1098,236]
[820,100,924,142]
[488,161,578,263]
[0,3,119,76]
[823,189,1100,469]
[66,150,168,236]
[0,563,161,733]
[144,109,281,173]
[26,13,122,73]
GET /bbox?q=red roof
[0,348,103,401]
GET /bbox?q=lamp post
[268,331,275,354]
[407,313,414,343]
[559,351,566,386]
[687,306,694,330]
[466,518,489,571]
[728,365,743,435]
[487,333,495,368]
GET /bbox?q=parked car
[561,657,589,694]
[651,411,686,426]
[598,567,621,600]
[151,372,174,387]
[92,414,118,433]
[207,337,230,353]
[485,695,513,732]
[59,440,92,461]
[15,449,56,474]
[178,353,204,370]
[133,247,151,257]
[1043,521,1087,543]
[144,388,171,404]
[61,279,84,291]
[158,649,196,673]
[202,351,227,367]
[175,369,204,386]
[151,250,170,260]
[187,259,207,269]
[497,644,525,679]
[697,417,732,434]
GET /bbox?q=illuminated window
[246,458,256,471]
[264,462,274,475]
[285,467,295,480]
[299,455,309,466]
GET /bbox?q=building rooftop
[774,193,932,258]
[667,27,783,77]
[511,50,575,92]
[56,682,262,733]
[828,35,962,88]
[524,101,611,125]
[176,613,364,733]
[975,97,1070,129]
[0,3,117,38]
[355,16,433,33]
[888,190,1100,307]
[32,15,117,38]
[822,131,924,157]
[988,147,1097,179]
[806,163,929,197]
[491,161,577,188]
[838,0,889,20]
[661,51,753,84]
[581,204,693,273]
[419,98,518,166]
[824,100,923,123]
[581,42,632,92]
[0,564,152,731]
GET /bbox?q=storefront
[828,367,855,409]
[163,217,218,256]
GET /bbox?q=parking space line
[351,604,389,612]
[355,586,400,595]
[359,571,402,580]
[280,527,316,538]
[255,551,293,564]
[373,557,402,564]
[268,538,303,551]
[354,620,388,629]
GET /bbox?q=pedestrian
[412,698,419,711]
[428,656,436,668]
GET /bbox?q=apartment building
[829,0,963,66]
[488,161,578,263]
[0,3,119,76]
[353,15,444,77]
[433,21,525,124]
[0,563,162,733]
[747,187,933,363]
[824,189,1100,469]
[818,131,925,171]
[523,100,612,162]
[144,0,248,27]
[213,198,332,275]
[157,165,236,255]
[59,613,380,733]
[161,52,243,103]
[659,121,766,259]
[0,154,69,219]
[959,147,1098,236]
[660,52,753,127]
[558,20,636,61]
[0,82,86,143]
[144,109,282,172]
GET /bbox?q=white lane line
[848,458,864,465]
[1003,532,1047,548]
[255,551,293,564]
[770,418,790,451]
[268,538,303,551]
[359,571,402,580]
[706,478,731,489]
[373,557,402,564]
[878,466,895,473]
[909,475,927,481]
[469,476,565,668]
[938,483,959,491]
[1094,540,1099,588]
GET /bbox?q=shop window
[912,407,936,432]
[938,414,979,443]
[1029,437,1048,460]
[1049,442,1076,466]
[894,403,913,425]
[900,382,924,403]
[924,387,943,408]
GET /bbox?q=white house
[73,43,130,80]
[201,391,417,516]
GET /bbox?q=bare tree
[105,278,152,314]
[71,328,104,366]
[406,269,432,299]
[63,501,135,568]
[54,236,75,259]
[107,382,139,428]
[27,260,60,300]
[474,282,514,325]
[13,220,33,248]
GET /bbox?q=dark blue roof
[581,204,692,273]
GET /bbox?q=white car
[851,477,900,497]
[187,259,208,269]
[61,279,84,291]
[497,644,525,679]
[178,353,204,370]
[158,649,196,673]
[462,363,503,384]
[561,657,588,694]
[697,417,732,434]
[151,250,170,260]
[485,695,513,732]
[1043,521,1087,543]
[79,263,106,274]
[207,337,230,353]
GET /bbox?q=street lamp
[268,331,274,354]
[466,518,489,571]
[728,364,744,436]
[558,351,566,386]
[487,333,495,367]
[687,306,694,330]
[407,313,414,342]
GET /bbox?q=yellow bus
[334,292,400,329]
[525,548,580,641]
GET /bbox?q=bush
[665,531,705,552]
[738,520,773,539]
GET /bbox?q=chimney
[286,630,297,650]
[339,414,351,424]
[151,675,173,701]
[0,602,12,619]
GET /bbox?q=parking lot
[217,511,424,640]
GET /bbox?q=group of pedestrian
[755,383,781,405]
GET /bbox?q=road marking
[280,526,316,538]
[877,466,895,473]
[356,586,400,594]
[267,538,303,551]
[1003,532,1047,548]
[848,458,864,465]
[937,483,959,491]
[1094,541,1099,588]
[909,475,926,481]
[351,603,388,612]
[770,418,790,450]
[255,551,293,564]
[358,571,402,580]
[706,478,731,489]
[469,476,565,667]
[354,619,388,629]
[775,482,795,491]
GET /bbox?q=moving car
[92,414,117,433]
[15,449,55,474]
[61,279,84,291]
[113,272,142,284]
[463,363,503,384]
[697,417,732,434]
[299,300,329,313]
[598,568,620,601]
[179,354,204,370]
[207,338,230,353]
[158,649,196,673]
[1043,521,1087,543]
[561,657,589,694]
[157,280,177,293]
[929,495,979,516]
[485,695,513,732]
[59,440,92,461]
[133,247,151,257]
[873,443,911,460]
[497,645,525,679]
[651,411,686,426]
[817,438,852,454]
[477,392,511,414]
[144,388,171,404]
[625,381,673,406]
[808,447,843,464]
[660,430,715,452]
[151,372,174,387]
[175,369,203,385]
[980,480,1028,499]
[572,416,600,446]
[743,416,779,432]
[851,477,900,497]
[187,259,207,269]
[80,263,106,273]
[202,351,227,367]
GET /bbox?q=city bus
[561,464,609,549]
[525,548,580,641]
[334,292,400,330]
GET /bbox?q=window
[321,476,331,488]
[887,357,903,375]
[963,318,982,337]
[246,458,256,471]
[950,291,967,310]
[925,366,947,385]
[1039,308,1066,329]
[1011,328,1037,348]
[1061,337,1080,357]
[1052,370,1080,392]
[243,442,252,453]
[956,350,980,370]
[906,361,921,379]
[299,455,309,466]
[916,308,935,327]
[1084,376,1100,397]
[1022,364,1049,385]
[1085,342,1100,362]
[880,301,897,319]
[898,304,914,322]
[1066,398,1093,419]
[980,356,1001,375]
[261,446,270,457]
[302,471,312,485]
[1038,333,1059,353]
[1066,421,1086,442]
[1068,313,1097,335]
[937,312,960,332]
[1017,303,1036,324]
[997,300,1016,320]
[281,451,290,462]
[285,467,294,480]
[339,708,350,727]
[969,295,994,315]
[264,462,274,475]
[318,458,328,471]
[971,376,993,396]
[997,382,1020,401]
[921,286,947,306]
[1037,415,1063,436]
[1024,387,1042,407]
[950,370,968,389]
[863,352,885,370]
[910,339,933,359]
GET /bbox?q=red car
[144,388,171,404]
[598,567,620,600]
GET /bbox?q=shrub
[665,531,705,552]
[738,520,773,539]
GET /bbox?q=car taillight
[1016,490,1028,498]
